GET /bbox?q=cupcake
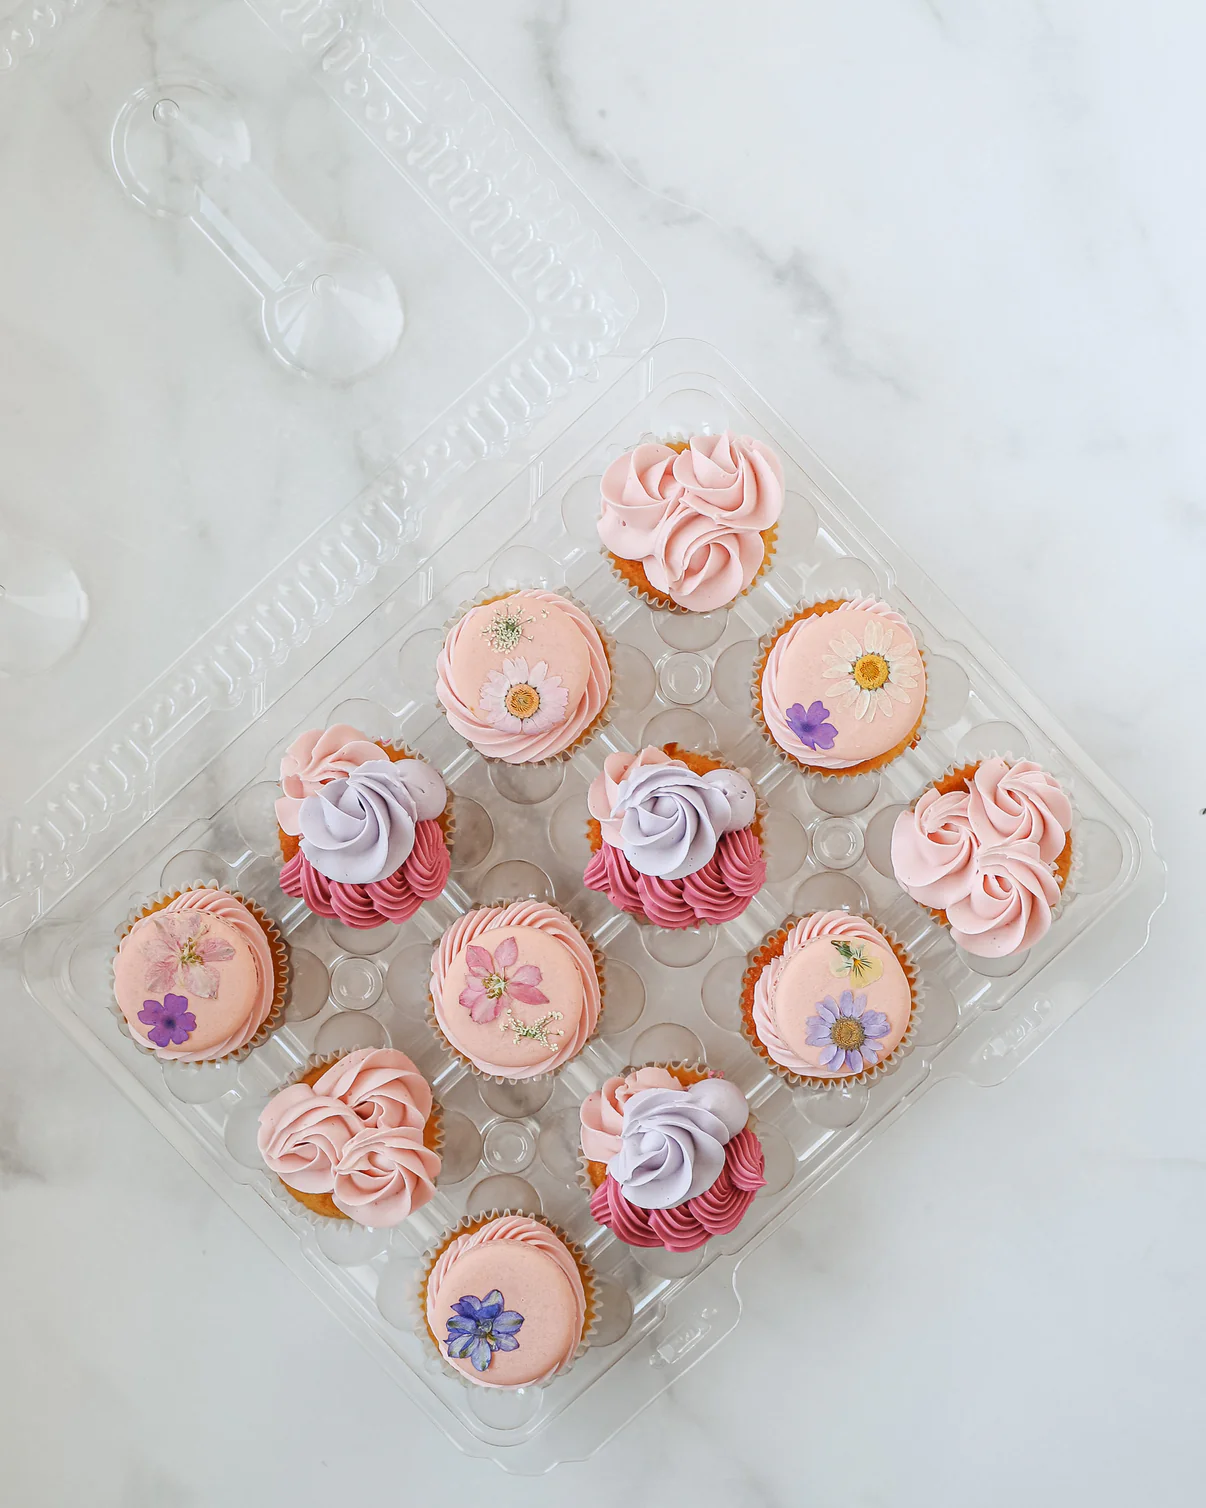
[422,1214,592,1388]
[113,886,287,1062]
[436,590,611,763]
[430,901,602,1079]
[742,911,917,1086]
[257,1047,441,1227]
[891,756,1073,958]
[583,744,766,928]
[581,1065,765,1252]
[598,431,784,613]
[755,597,927,775]
[275,724,452,929]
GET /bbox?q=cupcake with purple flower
[740,911,918,1087]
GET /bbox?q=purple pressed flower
[457,936,548,1024]
[785,700,838,752]
[137,993,197,1048]
[444,1289,525,1372]
[804,989,891,1073]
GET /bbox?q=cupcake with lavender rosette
[598,431,784,613]
[257,1047,442,1227]
[430,900,603,1080]
[742,910,919,1087]
[891,756,1073,959]
[754,597,927,775]
[581,1064,765,1252]
[421,1214,595,1389]
[584,744,766,928]
[436,589,612,764]
[275,724,452,929]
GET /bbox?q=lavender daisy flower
[785,700,838,751]
[137,993,197,1048]
[804,989,891,1073]
[444,1290,525,1372]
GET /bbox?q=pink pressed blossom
[457,936,548,1024]
[142,913,235,999]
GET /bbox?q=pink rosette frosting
[431,901,602,1078]
[579,1067,681,1163]
[280,817,451,928]
[425,1216,587,1388]
[945,840,1061,958]
[589,1130,765,1253]
[436,590,611,763]
[275,724,383,834]
[598,432,784,612]
[966,757,1071,863]
[257,1048,440,1227]
[890,787,977,909]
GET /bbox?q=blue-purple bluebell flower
[785,700,838,751]
[444,1290,525,1372]
[804,989,891,1073]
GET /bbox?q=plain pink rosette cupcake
[583,743,766,928]
[581,1064,765,1252]
[436,590,612,763]
[276,724,453,929]
[598,431,784,613]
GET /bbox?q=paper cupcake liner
[265,1051,446,1228]
[584,744,768,930]
[602,521,780,617]
[276,737,457,866]
[437,586,615,767]
[417,1209,598,1386]
[751,596,929,779]
[575,1059,724,1196]
[111,882,290,1067]
[902,753,1079,932]
[739,914,924,1092]
[425,897,607,1083]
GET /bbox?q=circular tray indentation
[958,945,1028,978]
[223,1097,270,1169]
[658,651,711,705]
[640,1245,702,1280]
[330,956,383,1011]
[488,760,566,806]
[478,859,555,903]
[763,812,809,883]
[465,1173,542,1219]
[631,1022,705,1065]
[480,1077,554,1119]
[654,607,728,652]
[162,1058,237,1104]
[397,627,444,701]
[589,1277,635,1347]
[914,982,958,1046]
[159,850,229,891]
[438,1111,484,1184]
[375,1255,420,1329]
[957,721,1030,762]
[864,804,908,878]
[601,957,646,1033]
[482,1119,537,1175]
[451,796,494,869]
[234,781,283,858]
[806,770,880,816]
[923,655,972,730]
[803,1082,868,1128]
[316,1220,390,1267]
[324,918,393,956]
[385,943,432,1010]
[327,698,393,740]
[561,474,602,538]
[610,643,657,712]
[701,955,746,1031]
[793,871,869,915]
[650,388,730,438]
[642,706,716,750]
[642,926,715,968]
[549,796,591,863]
[537,1107,582,1183]
[315,1011,388,1055]
[809,815,864,871]
[754,1124,796,1196]
[470,1385,543,1430]
[1075,818,1124,895]
[713,638,758,710]
[487,547,557,593]
[805,556,881,601]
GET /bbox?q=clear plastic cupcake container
[6,0,1163,1478]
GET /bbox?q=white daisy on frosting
[479,657,569,734]
[822,619,921,722]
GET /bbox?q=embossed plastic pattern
[22,341,1163,1471]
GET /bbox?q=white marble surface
[2,0,1203,1502]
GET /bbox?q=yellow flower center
[851,652,890,691]
[505,683,540,719]
[830,1016,866,1050]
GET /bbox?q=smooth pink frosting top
[256,1048,440,1227]
[598,432,784,612]
[426,1216,586,1388]
[761,598,926,769]
[114,889,276,1062]
[436,591,610,763]
[752,911,912,1078]
[431,902,601,1078]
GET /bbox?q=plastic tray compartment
[22,341,1165,1471]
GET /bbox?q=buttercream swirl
[966,757,1071,863]
[579,1067,681,1163]
[257,1083,363,1194]
[297,758,445,886]
[890,787,976,908]
[436,590,611,762]
[431,901,602,1078]
[608,1078,749,1209]
[276,724,384,834]
[599,432,784,612]
[425,1216,586,1387]
[312,1046,433,1132]
[329,1126,440,1227]
[281,818,451,929]
[945,839,1061,958]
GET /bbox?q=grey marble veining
[2,1,1203,1503]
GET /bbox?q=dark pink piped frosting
[585,827,766,928]
[281,818,451,928]
[589,1127,766,1251]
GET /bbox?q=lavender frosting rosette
[608,1078,749,1208]
[606,758,756,882]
